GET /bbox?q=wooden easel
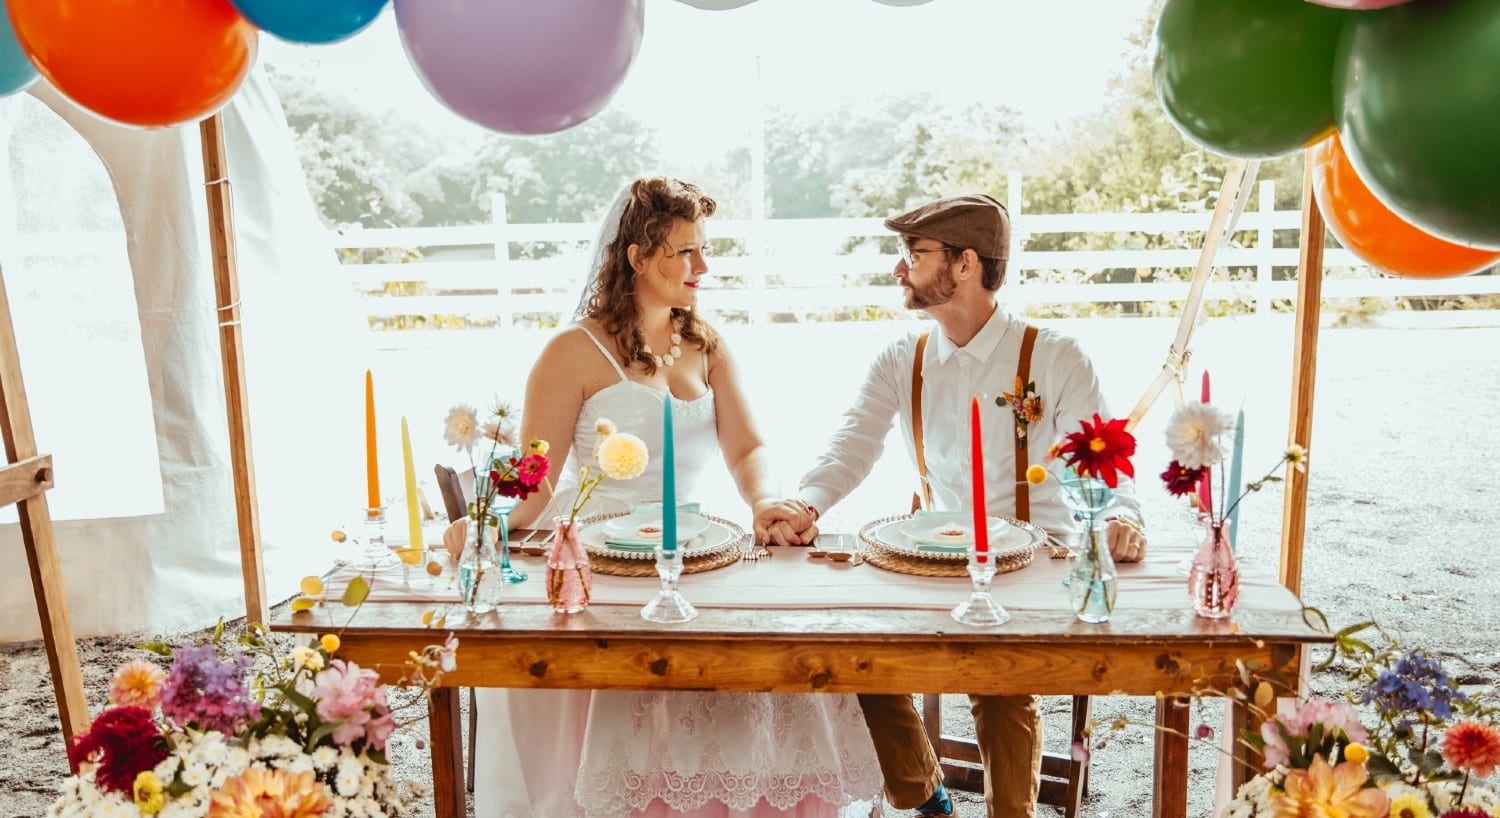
[0,261,89,762]
[5,111,267,762]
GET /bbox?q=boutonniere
[998,376,1043,449]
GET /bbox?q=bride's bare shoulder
[535,321,616,369]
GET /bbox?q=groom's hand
[1106,517,1147,563]
[752,498,815,546]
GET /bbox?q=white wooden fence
[330,175,1500,334]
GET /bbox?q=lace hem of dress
[575,762,881,818]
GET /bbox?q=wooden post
[490,192,512,330]
[1278,153,1324,598]
[0,263,91,760]
[199,114,267,627]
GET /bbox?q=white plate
[599,511,710,545]
[581,517,741,560]
[899,516,1014,547]
[864,515,1044,561]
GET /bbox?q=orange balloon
[7,0,256,128]
[1310,133,1500,278]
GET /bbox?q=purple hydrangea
[159,643,261,734]
[1360,649,1468,720]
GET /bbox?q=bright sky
[261,0,1155,161]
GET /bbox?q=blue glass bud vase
[1059,471,1118,624]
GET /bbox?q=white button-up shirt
[799,306,1142,538]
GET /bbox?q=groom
[759,194,1147,818]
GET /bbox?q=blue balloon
[0,2,39,96]
[229,0,389,44]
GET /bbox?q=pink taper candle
[1196,370,1213,516]
[970,396,988,562]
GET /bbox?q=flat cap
[884,194,1010,261]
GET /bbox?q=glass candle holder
[641,543,697,624]
[951,544,1010,626]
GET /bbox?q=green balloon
[1154,0,1346,158]
[1336,0,1500,249]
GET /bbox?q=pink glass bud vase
[1188,522,1239,619]
[547,517,592,614]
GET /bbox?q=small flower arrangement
[1159,401,1308,533]
[48,621,456,817]
[1045,414,1136,621]
[537,417,650,530]
[443,401,549,530]
[998,376,1043,449]
[1220,627,1500,818]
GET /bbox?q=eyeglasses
[898,244,956,266]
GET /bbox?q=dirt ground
[4,320,1498,818]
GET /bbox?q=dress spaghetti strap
[575,326,628,382]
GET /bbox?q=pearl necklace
[641,319,684,368]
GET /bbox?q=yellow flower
[291,645,324,673]
[1025,464,1048,485]
[595,418,617,436]
[529,439,550,456]
[133,770,165,815]
[1343,742,1369,765]
[320,634,340,655]
[207,767,332,818]
[1388,793,1430,818]
[110,660,167,710]
[597,432,649,480]
[1269,755,1386,818]
[1285,444,1308,473]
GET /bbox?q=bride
[472,177,882,818]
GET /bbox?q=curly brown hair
[583,177,720,374]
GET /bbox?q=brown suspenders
[910,324,1039,521]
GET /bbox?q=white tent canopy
[0,69,364,642]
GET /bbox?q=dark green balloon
[1154,0,1346,158]
[1336,0,1500,249]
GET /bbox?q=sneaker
[915,784,954,817]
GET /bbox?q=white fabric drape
[0,69,365,641]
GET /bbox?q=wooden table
[272,542,1329,818]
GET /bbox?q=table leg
[1152,695,1190,818]
[1229,698,1260,794]
[430,687,465,818]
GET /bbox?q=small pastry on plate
[932,524,970,542]
[634,523,664,540]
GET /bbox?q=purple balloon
[395,0,644,135]
[1305,0,1412,8]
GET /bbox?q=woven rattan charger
[857,514,1039,578]
[573,512,752,578]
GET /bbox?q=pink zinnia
[109,660,166,710]
[516,453,548,488]
[1441,720,1500,779]
[1261,698,1368,768]
[312,659,394,750]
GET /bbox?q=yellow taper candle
[401,417,422,554]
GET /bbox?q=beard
[903,261,958,310]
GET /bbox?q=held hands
[1106,516,1147,563]
[751,497,817,546]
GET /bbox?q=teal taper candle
[662,392,676,556]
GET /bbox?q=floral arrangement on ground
[1217,620,1500,818]
[47,618,456,818]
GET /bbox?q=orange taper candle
[365,369,380,516]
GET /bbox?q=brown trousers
[857,693,1042,818]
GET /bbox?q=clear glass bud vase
[459,520,503,614]
[547,517,592,614]
[1068,524,1117,624]
[1189,522,1239,619]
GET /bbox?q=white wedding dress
[473,327,882,818]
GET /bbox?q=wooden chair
[921,694,1093,818]
[432,464,479,794]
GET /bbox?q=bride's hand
[752,498,814,546]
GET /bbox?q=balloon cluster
[1153,0,1500,276]
[0,0,644,136]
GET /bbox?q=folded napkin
[632,501,702,514]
